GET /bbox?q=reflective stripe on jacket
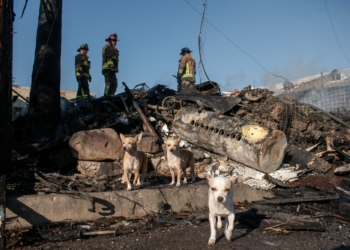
[75,54,91,78]
[102,43,119,74]
[178,53,196,82]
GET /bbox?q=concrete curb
[5,181,274,230]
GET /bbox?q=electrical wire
[198,0,214,87]
[184,0,288,82]
[324,0,350,65]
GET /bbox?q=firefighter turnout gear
[177,48,196,92]
[75,44,91,99]
[102,34,119,96]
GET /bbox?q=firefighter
[75,43,91,99]
[102,33,119,96]
[177,47,196,92]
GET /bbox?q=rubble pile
[231,86,350,151]
[9,82,350,212]
[7,81,350,248]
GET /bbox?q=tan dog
[164,136,195,186]
[120,133,148,191]
[198,172,242,245]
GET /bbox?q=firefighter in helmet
[75,44,91,99]
[177,47,196,92]
[102,33,119,96]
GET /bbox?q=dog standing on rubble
[164,136,195,187]
[120,133,148,191]
[198,172,243,245]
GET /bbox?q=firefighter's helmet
[105,33,119,42]
[180,47,192,55]
[77,44,89,52]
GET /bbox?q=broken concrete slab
[234,183,275,203]
[5,181,274,230]
[69,128,123,161]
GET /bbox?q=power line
[198,0,212,85]
[184,0,288,82]
[324,0,350,65]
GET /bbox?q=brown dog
[120,133,148,191]
[164,136,195,186]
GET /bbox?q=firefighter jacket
[75,54,91,79]
[178,53,196,82]
[102,43,119,74]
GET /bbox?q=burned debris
[8,79,350,246]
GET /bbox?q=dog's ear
[176,137,181,143]
[198,172,212,180]
[163,135,168,141]
[135,133,143,143]
[120,133,126,141]
[230,176,243,184]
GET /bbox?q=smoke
[224,71,248,91]
[259,56,325,87]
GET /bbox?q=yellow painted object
[241,124,269,143]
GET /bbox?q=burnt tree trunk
[0,1,13,247]
[28,0,62,130]
[0,0,14,176]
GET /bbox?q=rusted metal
[173,106,287,173]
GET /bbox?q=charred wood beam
[264,219,326,232]
[258,194,339,205]
[120,95,130,113]
[303,204,350,223]
[122,82,159,140]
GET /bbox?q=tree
[0,0,14,176]
[28,0,62,131]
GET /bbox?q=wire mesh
[262,76,350,148]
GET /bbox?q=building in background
[11,85,96,121]
[264,68,350,118]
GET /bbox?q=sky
[12,0,350,98]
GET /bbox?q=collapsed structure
[7,79,350,242]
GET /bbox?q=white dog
[198,172,242,245]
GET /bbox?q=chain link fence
[274,75,350,122]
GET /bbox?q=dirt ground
[6,209,350,250]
